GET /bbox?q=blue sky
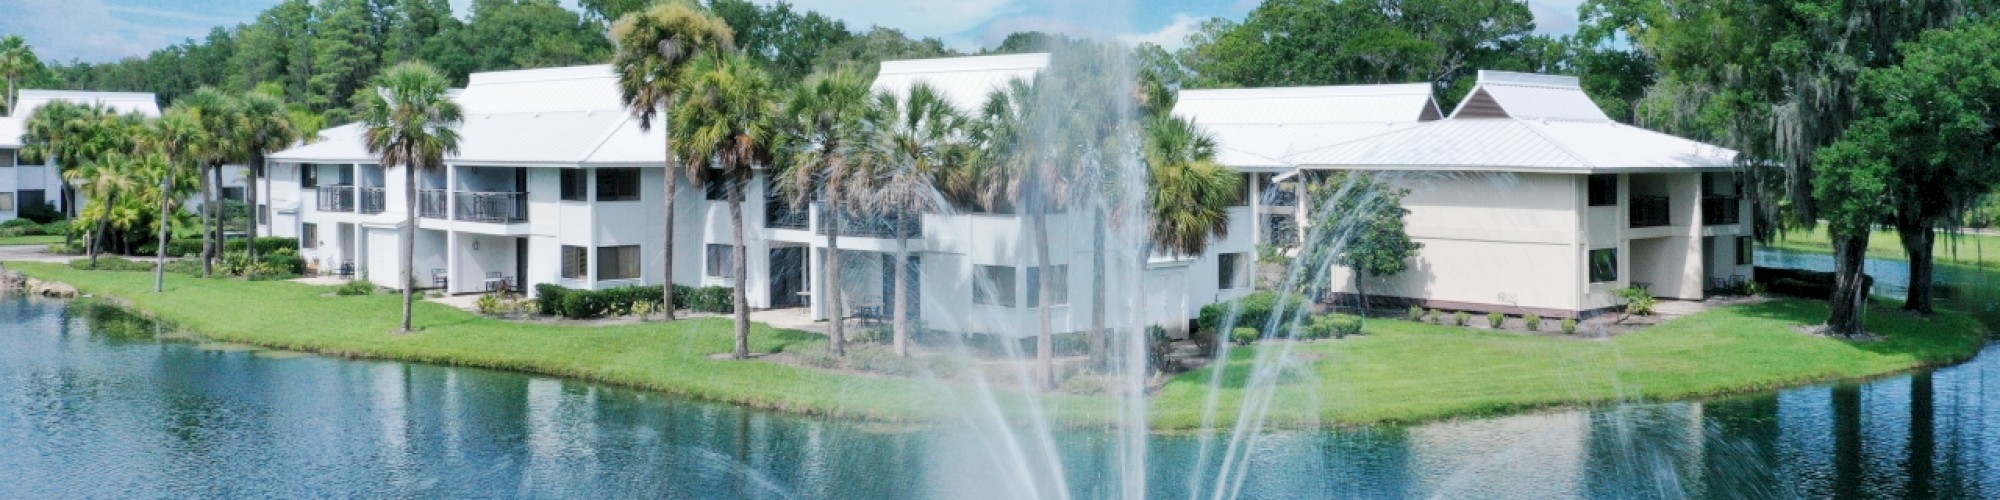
[0,0,1585,64]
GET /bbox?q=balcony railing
[1702,195,1741,225]
[454,191,528,223]
[418,189,447,219]
[359,187,386,214]
[816,211,922,239]
[1630,195,1671,228]
[1262,188,1298,207]
[766,199,810,230]
[317,185,355,212]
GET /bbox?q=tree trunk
[199,164,215,277]
[1089,206,1107,371]
[1896,220,1935,314]
[1353,270,1370,318]
[826,197,845,357]
[1033,208,1055,391]
[660,96,679,320]
[87,197,110,267]
[155,174,170,293]
[1826,231,1871,337]
[400,154,417,332]
[730,170,750,360]
[892,229,910,358]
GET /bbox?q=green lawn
[1770,223,2000,268]
[0,235,62,246]
[7,261,1987,429]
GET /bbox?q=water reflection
[1,275,1997,498]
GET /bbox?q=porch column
[810,247,827,321]
[445,163,457,222]
[1249,173,1264,246]
[446,230,459,295]
[1295,172,1311,244]
[350,163,361,214]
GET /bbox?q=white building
[264,55,1257,337]
[1272,71,1748,318]
[0,90,162,223]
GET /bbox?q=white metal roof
[1448,70,1610,121]
[0,90,162,148]
[0,118,22,149]
[454,64,624,114]
[269,123,370,163]
[871,53,1049,112]
[1173,84,1440,125]
[1202,123,1421,170]
[1286,118,1738,173]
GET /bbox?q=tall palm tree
[173,88,242,277]
[977,77,1073,390]
[234,92,299,262]
[20,101,114,231]
[672,53,774,360]
[141,110,210,293]
[358,61,463,333]
[0,35,37,116]
[773,68,876,357]
[610,2,735,320]
[1142,114,1237,260]
[67,152,138,266]
[861,82,967,358]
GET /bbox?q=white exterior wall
[0,150,70,223]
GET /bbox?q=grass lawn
[1771,223,2000,268]
[0,235,62,246]
[7,261,1988,429]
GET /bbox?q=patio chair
[431,269,448,289]
[338,260,355,278]
[485,272,504,292]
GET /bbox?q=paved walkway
[0,244,77,264]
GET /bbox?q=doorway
[769,247,807,308]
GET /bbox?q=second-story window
[1588,174,1617,206]
[560,169,588,201]
[301,165,318,189]
[597,168,641,201]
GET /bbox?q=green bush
[1452,311,1470,326]
[1146,324,1175,372]
[854,327,891,344]
[1524,314,1543,332]
[1232,327,1259,346]
[476,294,503,315]
[0,223,47,237]
[164,259,201,275]
[1197,291,1307,334]
[1561,318,1579,335]
[45,243,82,255]
[69,256,154,271]
[533,284,735,319]
[1407,305,1425,322]
[688,286,734,313]
[1615,287,1658,316]
[334,280,375,296]
[1487,312,1505,329]
[224,237,298,255]
[1427,309,1442,324]
[16,203,61,224]
[0,218,40,229]
[164,239,202,258]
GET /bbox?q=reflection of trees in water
[77,301,162,343]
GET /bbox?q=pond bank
[4,261,1986,429]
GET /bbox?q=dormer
[1449,71,1609,122]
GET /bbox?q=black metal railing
[453,191,528,223]
[1263,188,1298,207]
[359,187,386,214]
[766,199,810,229]
[418,189,447,219]
[1630,195,1671,228]
[1702,195,1741,225]
[816,211,922,238]
[318,185,355,212]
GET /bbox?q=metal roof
[1448,71,1610,121]
[1286,118,1738,173]
[454,64,624,114]
[1173,84,1440,125]
[1,90,162,148]
[1201,123,1421,169]
[870,53,1049,112]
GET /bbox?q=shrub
[1308,314,1360,339]
[1190,329,1217,357]
[165,240,202,258]
[70,256,153,271]
[1196,292,1307,335]
[1427,309,1442,324]
[688,286,734,313]
[1052,332,1090,356]
[1146,325,1175,372]
[1334,317,1362,337]
[1524,314,1543,331]
[1406,305,1425,322]
[476,294,503,315]
[223,237,298,255]
[17,203,61,224]
[0,218,39,229]
[925,355,967,378]
[533,284,727,319]
[1487,312,1505,329]
[45,243,81,255]
[854,327,891,344]
[1231,327,1259,346]
[1452,311,1469,326]
[1561,318,1578,335]
[1615,287,1658,316]
[335,280,375,296]
[1060,374,1111,395]
[0,223,46,237]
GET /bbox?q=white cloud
[778,0,1019,48]
[0,0,184,63]
[1117,13,1202,50]
[975,15,1091,47]
[1527,0,1583,36]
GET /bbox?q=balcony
[766,199,810,230]
[816,211,922,239]
[359,187,386,214]
[1629,195,1671,228]
[317,185,355,212]
[418,189,447,219]
[453,191,528,223]
[1702,195,1741,225]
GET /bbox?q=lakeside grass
[0,235,62,246]
[6,261,1987,429]
[1771,223,2000,268]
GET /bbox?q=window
[1026,265,1068,307]
[1736,237,1754,266]
[223,187,245,202]
[301,165,319,189]
[1588,174,1617,206]
[596,168,641,201]
[704,169,730,201]
[597,245,641,280]
[1218,252,1247,290]
[301,223,318,248]
[0,192,15,212]
[1226,173,1251,206]
[560,169,589,201]
[974,265,1016,307]
[561,246,588,279]
[706,244,735,280]
[1590,248,1618,283]
[258,204,269,224]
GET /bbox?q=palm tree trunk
[730,170,750,360]
[88,196,110,267]
[661,96,679,320]
[155,174,171,293]
[1827,231,1871,337]
[400,153,417,332]
[1089,206,1107,371]
[1034,208,1054,391]
[1896,218,1935,314]
[827,197,845,357]
[893,229,910,358]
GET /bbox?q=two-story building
[0,90,161,223]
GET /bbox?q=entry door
[768,247,805,308]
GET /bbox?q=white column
[1249,173,1264,246]
[446,230,459,295]
[445,163,457,221]
[810,247,827,321]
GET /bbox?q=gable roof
[1448,71,1609,121]
[870,53,1050,112]
[1286,116,1738,173]
[454,64,623,114]
[0,90,162,149]
[1172,84,1441,170]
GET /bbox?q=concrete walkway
[0,244,78,264]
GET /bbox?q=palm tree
[20,101,113,232]
[1142,114,1238,260]
[67,152,138,266]
[358,61,464,333]
[140,110,210,292]
[672,53,774,360]
[975,77,1074,390]
[610,2,735,320]
[773,68,876,357]
[233,92,299,262]
[173,88,243,277]
[0,35,38,116]
[861,82,967,358]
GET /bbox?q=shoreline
[6,261,1987,431]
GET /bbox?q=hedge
[1197,291,1309,335]
[533,283,735,320]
